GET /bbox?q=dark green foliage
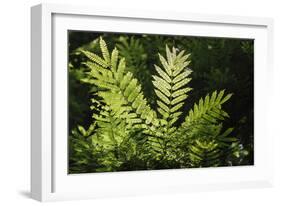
[68,33,253,173]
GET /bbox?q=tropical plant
[69,37,248,173]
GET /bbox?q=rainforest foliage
[68,32,254,173]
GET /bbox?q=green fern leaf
[153,45,192,127]
[157,100,170,113]
[152,75,171,90]
[182,90,232,128]
[155,90,170,105]
[173,70,192,84]
[81,50,108,68]
[83,38,160,133]
[120,72,133,90]
[172,78,191,91]
[170,103,184,113]
[157,107,169,119]
[172,61,191,77]
[220,93,233,104]
[171,94,188,105]
[99,37,111,64]
[83,61,109,77]
[152,81,171,97]
[172,88,192,98]
[111,48,119,73]
[154,65,172,83]
[159,53,172,76]
[165,45,173,65]
[116,58,126,81]
[124,79,138,97]
[127,85,142,102]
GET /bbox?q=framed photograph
[31,3,274,201]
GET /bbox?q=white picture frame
[31,3,274,202]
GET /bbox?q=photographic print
[68,31,254,174]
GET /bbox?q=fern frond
[153,45,192,126]
[182,90,232,127]
[116,57,126,81]
[99,37,111,64]
[82,38,159,131]
[81,50,108,68]
[111,48,119,73]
